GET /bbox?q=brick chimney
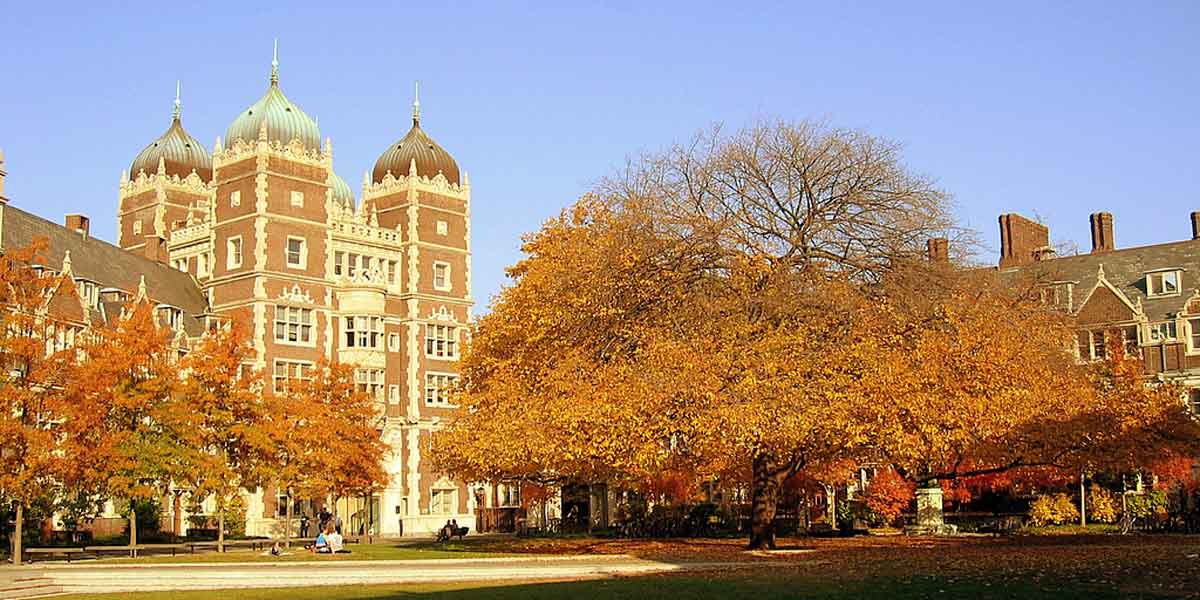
[1089,212,1114,253]
[144,235,168,263]
[998,213,1050,268]
[65,214,90,238]
[926,237,949,263]
[0,148,8,205]
[1191,212,1200,240]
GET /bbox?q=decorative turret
[129,82,213,182]
[371,83,460,185]
[224,41,321,150]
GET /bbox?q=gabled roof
[1001,239,1200,322]
[1,204,209,334]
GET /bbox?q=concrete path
[10,555,706,595]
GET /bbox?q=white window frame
[432,261,451,292]
[1147,270,1182,298]
[430,488,457,515]
[132,220,143,236]
[273,359,314,394]
[354,368,386,401]
[286,236,307,269]
[227,236,243,269]
[274,305,315,346]
[424,372,459,406]
[1148,321,1178,343]
[230,190,241,207]
[436,220,448,235]
[388,332,400,352]
[290,190,304,208]
[424,324,458,359]
[388,384,400,405]
[343,315,384,349]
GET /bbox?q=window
[290,190,304,207]
[433,262,450,291]
[276,495,300,518]
[274,305,314,344]
[132,220,143,236]
[430,488,457,515]
[273,359,312,393]
[387,260,398,284]
[46,324,76,355]
[76,280,98,309]
[388,384,400,405]
[425,373,459,406]
[286,237,306,268]
[388,333,400,352]
[437,220,448,235]
[174,257,189,272]
[498,483,521,507]
[1149,321,1178,342]
[1190,389,1200,415]
[227,236,243,269]
[425,324,458,358]
[230,190,241,207]
[198,253,209,277]
[158,306,183,330]
[1122,325,1140,357]
[343,316,383,349]
[355,368,386,401]
[1148,270,1182,297]
[334,251,345,276]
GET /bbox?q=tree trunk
[284,488,293,548]
[748,454,786,550]
[12,503,23,566]
[217,495,226,553]
[1079,474,1087,527]
[129,501,138,558]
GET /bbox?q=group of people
[304,525,346,554]
[437,519,464,542]
[299,509,343,538]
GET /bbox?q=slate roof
[1,204,209,334]
[1000,238,1200,322]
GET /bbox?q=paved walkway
[10,555,704,595]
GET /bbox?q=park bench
[24,547,88,563]
[436,526,469,542]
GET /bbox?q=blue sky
[2,1,1198,308]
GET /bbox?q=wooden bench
[24,547,88,563]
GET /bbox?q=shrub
[1029,493,1080,526]
[1088,485,1119,524]
[863,468,915,527]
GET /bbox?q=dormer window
[157,305,183,330]
[76,279,99,309]
[1147,269,1182,297]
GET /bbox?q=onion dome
[329,171,354,207]
[224,45,320,150]
[371,84,460,185]
[130,84,212,181]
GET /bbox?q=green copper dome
[130,112,212,181]
[225,66,320,150]
[330,171,354,207]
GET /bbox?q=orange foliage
[863,468,915,525]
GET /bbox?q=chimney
[998,213,1050,268]
[926,237,949,263]
[1191,212,1200,240]
[65,214,90,238]
[1089,212,1114,253]
[0,148,8,204]
[144,235,168,264]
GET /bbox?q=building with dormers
[1,51,486,537]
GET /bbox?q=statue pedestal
[905,484,957,536]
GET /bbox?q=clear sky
[2,1,1197,309]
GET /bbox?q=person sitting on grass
[328,527,346,554]
[306,528,329,554]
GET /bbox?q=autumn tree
[173,323,268,551]
[436,119,956,549]
[262,359,387,546]
[61,301,181,553]
[0,240,73,565]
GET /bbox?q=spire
[412,81,420,126]
[172,80,182,122]
[270,38,279,86]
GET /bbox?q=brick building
[0,54,488,537]
[986,210,1200,415]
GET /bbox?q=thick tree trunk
[748,454,786,550]
[13,503,23,566]
[129,501,138,558]
[284,489,293,548]
[218,496,226,553]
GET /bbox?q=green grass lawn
[53,572,1166,600]
[98,541,507,564]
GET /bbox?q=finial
[157,156,167,176]
[362,170,370,188]
[137,274,148,302]
[172,80,182,121]
[462,171,470,187]
[214,136,223,153]
[270,38,279,85]
[412,81,420,125]
[324,137,332,155]
[62,251,72,274]
[1097,263,1106,281]
[120,169,129,184]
